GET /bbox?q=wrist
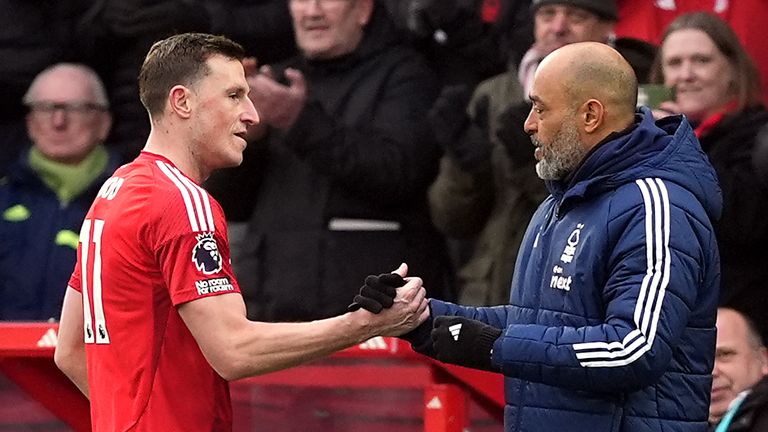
[345,309,378,343]
[474,326,502,371]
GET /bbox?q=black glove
[401,316,435,356]
[456,94,493,172]
[429,85,472,147]
[104,0,211,38]
[347,273,405,313]
[496,102,536,167]
[430,86,492,172]
[431,316,501,371]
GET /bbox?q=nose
[51,108,68,128]
[243,97,260,126]
[712,360,722,377]
[550,12,569,34]
[677,60,695,82]
[305,0,323,15]
[523,107,537,136]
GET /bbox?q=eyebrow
[228,85,248,95]
[529,94,543,104]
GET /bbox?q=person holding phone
[649,12,768,341]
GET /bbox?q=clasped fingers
[394,277,424,303]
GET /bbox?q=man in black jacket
[207,0,453,321]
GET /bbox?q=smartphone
[637,84,675,109]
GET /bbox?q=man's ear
[582,99,604,134]
[169,85,193,119]
[758,346,768,376]
[97,112,113,142]
[356,0,374,26]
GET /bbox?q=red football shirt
[69,151,240,431]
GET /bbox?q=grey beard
[532,123,586,181]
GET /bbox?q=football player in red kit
[54,33,429,431]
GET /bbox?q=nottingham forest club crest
[192,233,223,275]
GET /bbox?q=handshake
[349,267,501,372]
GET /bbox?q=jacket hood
[553,107,722,222]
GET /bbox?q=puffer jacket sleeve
[429,300,510,329]
[489,181,710,393]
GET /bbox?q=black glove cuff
[474,326,502,371]
[401,316,435,356]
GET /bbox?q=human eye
[692,54,711,65]
[664,56,682,68]
[28,102,55,114]
[228,88,247,101]
[537,7,556,21]
[567,10,589,23]
[716,349,736,362]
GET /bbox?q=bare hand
[651,100,681,120]
[351,263,430,337]
[247,65,307,130]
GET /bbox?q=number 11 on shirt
[79,218,110,344]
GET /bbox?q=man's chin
[535,161,563,181]
[218,152,244,169]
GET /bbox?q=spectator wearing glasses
[0,63,120,321]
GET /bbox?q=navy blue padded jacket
[427,108,722,432]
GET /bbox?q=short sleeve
[147,163,240,306]
[68,254,82,293]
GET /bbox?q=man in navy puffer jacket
[357,42,722,431]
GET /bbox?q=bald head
[525,42,640,180]
[537,42,637,138]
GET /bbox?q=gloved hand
[347,271,436,355]
[347,273,405,313]
[431,316,501,371]
[457,94,493,172]
[429,84,472,146]
[496,102,536,167]
[104,0,211,38]
[401,316,435,356]
[429,86,492,172]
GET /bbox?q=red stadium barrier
[0,323,504,431]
